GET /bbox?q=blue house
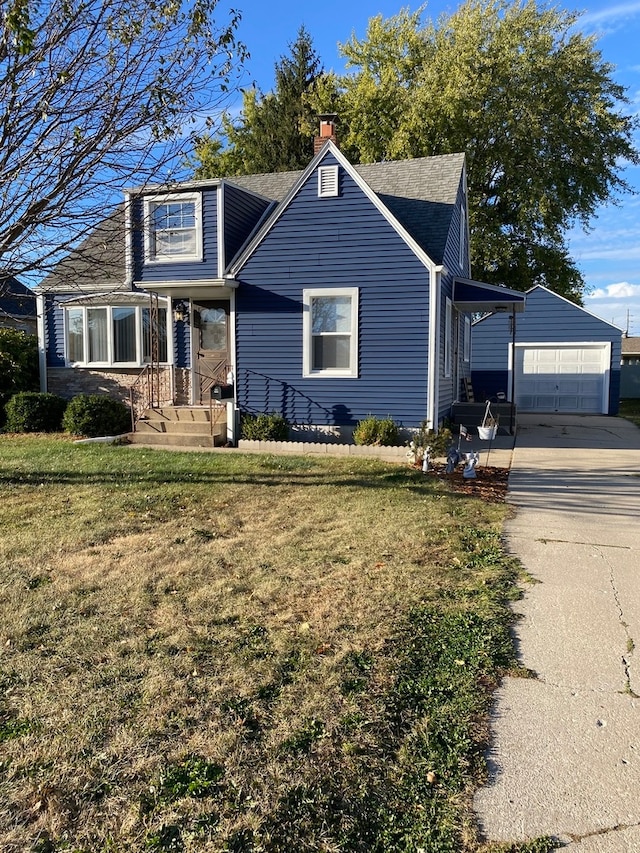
[471,285,622,415]
[37,118,525,443]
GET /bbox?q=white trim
[509,340,611,414]
[217,183,225,277]
[318,165,339,197]
[228,288,237,443]
[463,315,471,363]
[143,192,203,264]
[302,287,359,378]
[427,266,442,430]
[36,293,47,392]
[229,142,440,276]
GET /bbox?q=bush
[407,421,454,463]
[62,394,131,437]
[0,329,40,427]
[4,392,67,433]
[353,415,400,446]
[240,412,289,441]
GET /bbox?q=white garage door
[514,344,609,413]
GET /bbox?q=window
[463,315,471,363]
[317,165,339,198]
[459,204,466,270]
[65,304,168,366]
[303,288,358,377]
[444,297,452,378]
[144,193,202,262]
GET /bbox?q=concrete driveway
[474,414,640,852]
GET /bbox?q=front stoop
[128,406,227,448]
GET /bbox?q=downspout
[36,292,47,392]
[427,265,443,430]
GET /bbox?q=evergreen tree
[193,27,328,177]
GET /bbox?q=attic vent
[318,165,339,198]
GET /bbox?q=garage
[471,286,622,416]
[514,343,610,413]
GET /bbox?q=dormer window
[318,165,339,198]
[144,193,203,263]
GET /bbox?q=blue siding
[134,188,219,283]
[45,295,66,366]
[235,153,431,427]
[223,183,271,268]
[173,317,191,368]
[471,286,622,414]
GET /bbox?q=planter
[478,425,498,440]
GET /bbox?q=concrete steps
[129,406,227,448]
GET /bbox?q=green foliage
[62,394,130,437]
[192,26,328,177]
[0,329,39,425]
[4,391,66,433]
[353,415,400,446]
[335,0,638,300]
[409,421,454,460]
[240,411,290,441]
[154,755,224,803]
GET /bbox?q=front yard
[0,437,555,853]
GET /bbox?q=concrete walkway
[474,414,640,852]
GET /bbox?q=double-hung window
[144,193,202,263]
[65,303,168,367]
[303,288,359,377]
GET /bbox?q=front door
[193,300,230,403]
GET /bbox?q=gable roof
[0,276,36,320]
[228,149,465,269]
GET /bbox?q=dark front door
[193,301,230,403]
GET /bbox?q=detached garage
[471,285,622,416]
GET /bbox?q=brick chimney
[314,114,338,154]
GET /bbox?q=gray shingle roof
[622,336,640,355]
[229,152,465,264]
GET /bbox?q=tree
[1,0,246,283]
[193,26,329,177]
[0,328,39,426]
[336,1,639,301]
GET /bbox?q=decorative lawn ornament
[462,451,479,479]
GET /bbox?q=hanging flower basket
[478,424,498,440]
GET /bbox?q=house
[37,118,525,444]
[1,277,37,335]
[621,336,640,365]
[471,285,622,415]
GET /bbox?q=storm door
[193,300,230,403]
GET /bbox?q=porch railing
[129,364,174,432]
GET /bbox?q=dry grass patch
[0,436,557,853]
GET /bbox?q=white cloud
[589,281,640,298]
[580,1,640,28]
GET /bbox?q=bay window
[65,303,168,366]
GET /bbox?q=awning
[453,278,526,313]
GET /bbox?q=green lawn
[619,398,640,427]
[0,436,557,853]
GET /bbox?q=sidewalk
[474,414,640,852]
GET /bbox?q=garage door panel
[515,345,607,413]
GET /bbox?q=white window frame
[444,297,453,378]
[463,315,471,363]
[303,287,359,378]
[317,165,339,198]
[64,304,169,368]
[459,204,466,270]
[143,192,203,263]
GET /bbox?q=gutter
[427,265,443,431]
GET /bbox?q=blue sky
[231,0,640,335]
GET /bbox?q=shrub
[0,329,40,427]
[407,421,454,463]
[4,391,67,433]
[62,394,131,437]
[240,412,289,441]
[353,415,400,446]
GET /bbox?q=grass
[0,435,559,853]
[618,398,640,427]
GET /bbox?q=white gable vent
[318,165,339,198]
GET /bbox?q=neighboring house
[37,118,525,442]
[620,336,640,399]
[0,277,37,335]
[621,336,640,365]
[471,285,622,415]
